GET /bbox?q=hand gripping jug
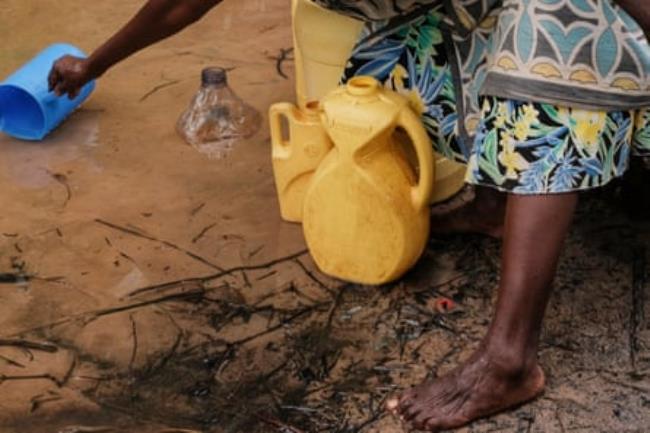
[303,77,434,285]
[270,101,333,223]
[0,44,96,141]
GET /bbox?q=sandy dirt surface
[0,1,649,432]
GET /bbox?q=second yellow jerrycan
[292,0,364,108]
[270,101,333,223]
[303,77,434,285]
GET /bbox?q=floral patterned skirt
[341,7,650,194]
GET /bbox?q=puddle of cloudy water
[0,1,315,432]
[190,140,237,159]
[112,266,149,298]
[0,109,102,188]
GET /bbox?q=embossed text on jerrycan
[303,77,434,285]
[270,101,333,223]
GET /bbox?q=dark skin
[617,0,650,39]
[48,0,650,98]
[388,191,578,430]
[430,186,506,238]
[386,3,650,428]
[49,0,222,98]
[48,1,648,431]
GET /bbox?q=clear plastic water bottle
[176,67,261,158]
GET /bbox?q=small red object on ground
[434,297,456,314]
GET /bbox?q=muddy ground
[1,1,649,432]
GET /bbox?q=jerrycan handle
[269,103,298,156]
[398,108,435,211]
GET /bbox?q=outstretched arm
[49,0,223,98]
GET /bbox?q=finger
[53,82,67,97]
[48,67,60,92]
[68,88,80,100]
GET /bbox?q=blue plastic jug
[0,43,96,141]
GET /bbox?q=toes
[397,389,418,413]
[424,418,443,432]
[411,412,436,432]
[413,409,465,432]
[402,402,423,422]
[424,413,470,432]
[386,398,399,412]
[385,397,399,414]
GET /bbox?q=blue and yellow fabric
[313,0,650,194]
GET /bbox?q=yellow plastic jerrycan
[395,131,467,204]
[292,0,364,108]
[270,101,333,223]
[291,0,464,204]
[433,157,466,203]
[303,77,434,285]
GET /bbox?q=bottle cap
[201,67,228,87]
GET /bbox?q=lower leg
[484,193,578,368]
[431,186,506,238]
[388,192,579,431]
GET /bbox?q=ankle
[482,340,539,378]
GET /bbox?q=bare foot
[430,186,506,238]
[386,350,545,431]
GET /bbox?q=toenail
[385,399,399,411]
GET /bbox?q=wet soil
[1,1,649,433]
